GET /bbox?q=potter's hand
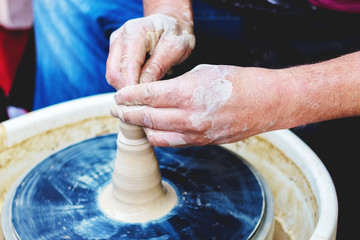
[111,64,288,147]
[106,13,195,90]
[112,52,360,147]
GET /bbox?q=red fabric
[0,26,29,95]
[308,0,360,13]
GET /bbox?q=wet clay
[98,120,177,223]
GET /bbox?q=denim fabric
[33,0,143,109]
[32,0,243,109]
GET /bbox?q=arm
[111,51,360,147]
[106,0,194,90]
[280,51,360,127]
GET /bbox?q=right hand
[106,14,195,90]
[111,64,290,147]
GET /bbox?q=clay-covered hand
[111,64,291,147]
[106,14,195,90]
[111,52,360,147]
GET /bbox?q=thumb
[139,41,193,83]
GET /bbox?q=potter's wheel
[2,133,273,239]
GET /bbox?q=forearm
[277,51,360,129]
[143,0,193,22]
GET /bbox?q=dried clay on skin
[110,14,195,50]
[110,105,146,121]
[188,65,233,141]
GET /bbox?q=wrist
[236,66,304,133]
[229,66,290,134]
[278,53,360,128]
[143,0,193,23]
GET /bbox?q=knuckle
[122,20,136,33]
[120,55,138,66]
[109,29,120,44]
[186,119,212,134]
[193,135,212,146]
[122,19,144,38]
[199,122,212,133]
[124,18,140,29]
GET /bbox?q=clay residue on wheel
[0,116,118,219]
[222,136,318,240]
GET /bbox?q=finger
[111,104,191,132]
[144,128,188,147]
[139,40,192,83]
[114,79,193,108]
[144,128,213,147]
[106,26,147,90]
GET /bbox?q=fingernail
[139,71,155,83]
[114,92,124,103]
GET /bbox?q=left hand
[106,13,195,90]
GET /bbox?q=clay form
[98,120,177,222]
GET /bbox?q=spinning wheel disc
[2,134,271,239]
